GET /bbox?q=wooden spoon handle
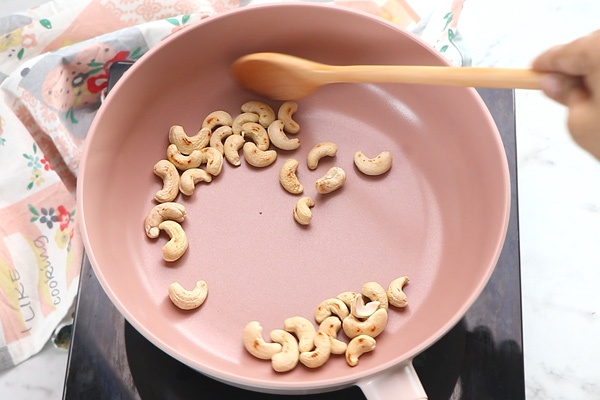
[326,65,543,90]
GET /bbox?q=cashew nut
[168,281,208,310]
[315,166,346,194]
[202,110,233,131]
[293,196,314,226]
[243,321,282,360]
[318,316,347,355]
[232,112,259,135]
[144,202,186,239]
[167,143,203,170]
[241,101,275,128]
[284,316,316,353]
[179,168,212,196]
[241,122,270,151]
[307,142,338,170]
[337,291,358,309]
[267,120,300,151]
[168,125,211,154]
[209,125,233,155]
[387,276,410,308]
[200,147,224,176]
[269,329,300,372]
[315,298,349,324]
[361,282,389,310]
[299,331,331,369]
[350,294,380,319]
[277,101,300,134]
[243,142,277,168]
[153,159,180,203]
[342,308,388,339]
[346,335,376,367]
[279,159,303,194]
[354,151,393,176]
[158,220,188,262]
[223,134,245,166]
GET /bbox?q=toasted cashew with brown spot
[279,159,303,194]
[243,321,282,360]
[168,281,208,310]
[284,316,316,353]
[158,220,188,262]
[315,166,346,194]
[232,112,259,135]
[144,202,186,239]
[200,147,224,176]
[202,110,233,131]
[299,331,331,368]
[243,142,277,168]
[387,276,410,308]
[242,122,270,151]
[307,142,338,170]
[209,125,233,155]
[315,298,349,324]
[293,196,314,225]
[346,335,376,367]
[351,293,380,319]
[362,282,389,310]
[223,134,245,166]
[268,120,300,151]
[270,329,300,372]
[277,101,300,134]
[168,125,211,154]
[153,159,180,203]
[318,316,347,355]
[342,308,388,339]
[179,168,212,196]
[354,151,393,176]
[241,100,275,128]
[337,292,358,310]
[167,144,203,170]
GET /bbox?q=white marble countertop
[1,0,599,399]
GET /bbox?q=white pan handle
[357,360,428,400]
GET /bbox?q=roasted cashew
[243,321,282,360]
[209,125,233,155]
[279,159,303,194]
[350,294,380,319]
[241,100,275,128]
[241,122,270,151]
[267,120,300,151]
[168,281,208,310]
[315,166,346,194]
[361,282,389,310]
[284,316,316,353]
[243,142,277,168]
[318,316,347,355]
[277,101,300,134]
[144,202,186,239]
[202,110,233,131]
[387,276,410,308]
[270,329,300,372]
[223,134,245,166]
[342,308,388,339]
[293,196,314,226]
[168,125,211,154]
[346,335,376,367]
[299,331,331,369]
[307,142,338,170]
[167,143,203,170]
[179,168,212,196]
[158,220,188,262]
[354,151,393,176]
[232,112,259,135]
[337,291,358,309]
[315,298,349,324]
[153,159,180,203]
[200,147,224,176]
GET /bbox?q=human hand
[532,30,600,160]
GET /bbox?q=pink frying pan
[77,4,510,399]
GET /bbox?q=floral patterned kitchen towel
[0,0,466,370]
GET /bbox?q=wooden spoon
[231,52,544,100]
